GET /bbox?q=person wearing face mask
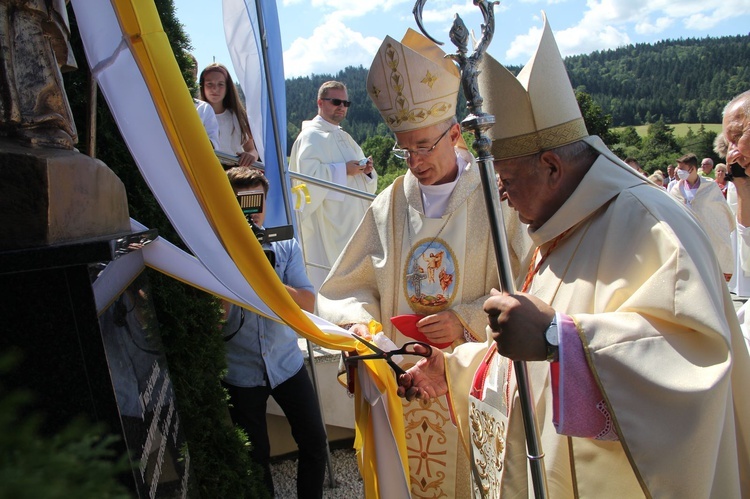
[669,153,735,281]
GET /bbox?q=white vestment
[289,116,377,291]
[668,176,735,275]
[318,151,530,497]
[447,151,750,497]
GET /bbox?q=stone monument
[0,2,195,496]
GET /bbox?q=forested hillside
[567,34,750,126]
[284,34,749,150]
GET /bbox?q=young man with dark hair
[222,167,327,498]
[669,152,735,279]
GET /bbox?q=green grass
[614,123,722,137]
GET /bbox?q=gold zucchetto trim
[491,118,589,160]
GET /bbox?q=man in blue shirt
[222,167,327,498]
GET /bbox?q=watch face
[544,320,559,362]
[545,321,559,347]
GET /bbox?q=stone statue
[0,0,78,149]
[0,0,129,250]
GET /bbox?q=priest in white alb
[288,81,378,291]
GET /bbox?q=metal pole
[253,0,293,225]
[288,171,376,202]
[413,1,549,496]
[87,73,97,158]
[290,200,336,489]
[304,339,337,489]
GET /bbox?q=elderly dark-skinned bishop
[397,13,750,498]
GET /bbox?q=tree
[576,89,615,145]
[641,119,681,171]
[680,125,718,164]
[616,126,642,148]
[0,352,130,499]
[361,135,400,176]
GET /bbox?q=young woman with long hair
[199,63,259,166]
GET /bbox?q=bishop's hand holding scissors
[341,323,439,390]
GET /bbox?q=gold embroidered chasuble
[446,153,750,498]
[318,151,529,497]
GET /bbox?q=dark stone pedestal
[0,232,196,498]
[0,137,130,250]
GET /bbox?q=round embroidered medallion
[403,237,459,314]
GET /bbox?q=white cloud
[417,0,510,48]
[283,19,383,78]
[505,25,544,60]
[505,17,631,62]
[276,0,750,74]
[504,0,750,63]
[579,0,750,32]
[283,0,410,18]
[420,1,480,23]
[680,0,750,30]
[634,16,673,35]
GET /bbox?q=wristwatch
[544,315,559,363]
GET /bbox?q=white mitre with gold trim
[479,12,589,160]
[367,29,460,133]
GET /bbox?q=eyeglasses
[321,98,351,108]
[391,126,452,160]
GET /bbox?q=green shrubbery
[0,351,130,498]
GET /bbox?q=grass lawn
[614,123,722,137]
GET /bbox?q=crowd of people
[625,139,750,299]
[189,13,750,498]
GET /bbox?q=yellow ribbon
[352,320,410,497]
[109,1,408,492]
[367,319,383,337]
[291,183,310,211]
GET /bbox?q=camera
[729,162,747,181]
[358,158,369,166]
[236,190,294,267]
[237,190,268,241]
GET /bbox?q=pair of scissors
[345,335,433,379]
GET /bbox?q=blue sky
[177,0,750,80]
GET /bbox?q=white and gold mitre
[366,29,460,133]
[479,12,589,160]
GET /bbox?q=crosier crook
[411,1,550,497]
